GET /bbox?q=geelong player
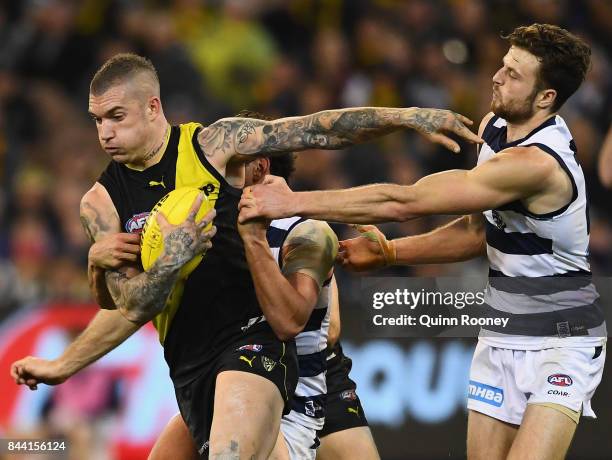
[239,24,606,460]
[11,54,479,459]
[316,279,380,460]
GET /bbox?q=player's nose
[99,121,114,141]
[492,68,503,86]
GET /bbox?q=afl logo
[125,212,150,233]
[548,374,573,387]
[340,389,357,401]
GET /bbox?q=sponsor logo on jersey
[239,355,256,367]
[237,344,262,352]
[548,374,573,387]
[468,380,504,407]
[201,183,216,196]
[261,356,276,372]
[148,177,166,189]
[340,389,357,401]
[348,406,360,416]
[125,212,150,233]
[241,315,266,332]
[491,210,506,230]
[547,389,570,397]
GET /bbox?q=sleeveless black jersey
[98,123,268,387]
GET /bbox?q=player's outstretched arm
[198,107,482,165]
[11,309,142,390]
[338,216,486,272]
[239,146,560,224]
[238,218,337,341]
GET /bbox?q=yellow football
[140,187,214,277]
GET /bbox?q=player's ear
[536,88,556,111]
[260,157,271,176]
[147,96,161,120]
[254,157,270,183]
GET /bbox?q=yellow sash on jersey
[151,122,221,344]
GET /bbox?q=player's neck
[505,111,556,143]
[128,121,171,171]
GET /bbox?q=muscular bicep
[409,147,558,216]
[80,182,121,242]
[281,220,338,290]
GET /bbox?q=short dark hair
[503,24,591,112]
[235,110,296,182]
[90,53,159,95]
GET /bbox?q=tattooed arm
[11,185,150,390]
[81,185,216,323]
[198,107,482,168]
[80,183,124,309]
[237,218,338,341]
[103,196,215,323]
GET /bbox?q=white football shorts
[281,410,319,460]
[467,340,606,425]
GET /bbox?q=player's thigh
[268,428,291,460]
[317,426,380,460]
[209,370,285,458]
[148,413,198,460]
[507,404,576,460]
[467,409,518,460]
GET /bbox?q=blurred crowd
[0,0,611,317]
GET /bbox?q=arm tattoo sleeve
[80,200,115,242]
[104,228,196,322]
[199,107,455,158]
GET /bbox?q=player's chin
[106,150,129,162]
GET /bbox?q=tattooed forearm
[237,120,257,144]
[104,228,197,323]
[198,107,464,159]
[255,108,400,153]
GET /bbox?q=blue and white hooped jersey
[267,217,331,430]
[477,115,606,349]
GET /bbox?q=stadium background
[0,1,610,459]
